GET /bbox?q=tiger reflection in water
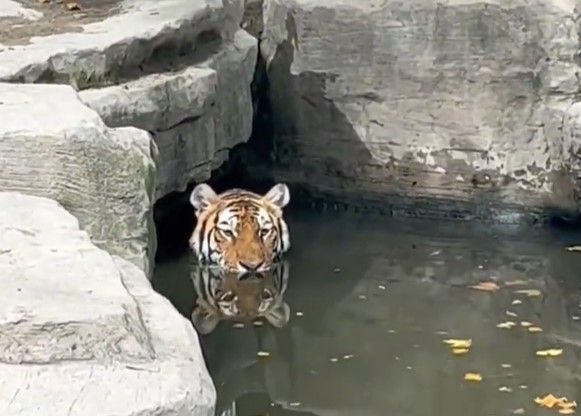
[190,260,291,334]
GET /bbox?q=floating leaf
[512,299,523,305]
[499,386,513,393]
[514,289,542,297]
[464,372,483,382]
[534,394,577,412]
[469,282,500,292]
[536,349,563,357]
[452,348,470,355]
[257,351,270,357]
[512,408,525,415]
[443,339,472,348]
[528,326,543,333]
[497,321,517,329]
[566,246,581,252]
[232,322,245,329]
[501,363,512,369]
[520,321,533,327]
[506,310,518,317]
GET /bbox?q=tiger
[190,260,291,334]
[188,183,291,273]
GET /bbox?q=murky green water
[153,209,581,416]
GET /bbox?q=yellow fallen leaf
[535,394,577,412]
[528,326,543,333]
[497,321,517,329]
[514,289,542,297]
[536,349,563,357]
[452,348,469,355]
[566,245,581,252]
[469,282,500,292]
[464,372,482,382]
[535,394,566,408]
[443,339,472,348]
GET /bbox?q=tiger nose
[240,261,263,272]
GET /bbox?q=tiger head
[189,183,291,273]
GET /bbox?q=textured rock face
[261,0,581,220]
[0,83,157,275]
[0,192,215,416]
[81,30,258,198]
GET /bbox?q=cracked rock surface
[0,192,215,416]
[260,0,581,221]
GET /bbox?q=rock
[0,82,156,276]
[0,192,215,416]
[81,29,258,198]
[260,0,581,221]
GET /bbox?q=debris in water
[469,281,500,292]
[342,354,354,360]
[514,289,542,297]
[464,372,482,382]
[528,326,543,333]
[519,385,528,390]
[499,386,513,393]
[378,284,386,290]
[512,408,525,414]
[387,329,396,334]
[443,339,472,349]
[430,250,441,256]
[512,299,523,305]
[452,348,469,355]
[232,323,245,329]
[253,320,263,327]
[295,312,304,317]
[501,363,512,369]
[536,349,563,357]
[257,351,270,357]
[333,268,341,273]
[289,402,301,407]
[506,310,518,317]
[565,245,581,252]
[520,321,532,327]
[497,321,517,329]
[358,295,367,300]
[330,358,339,363]
[505,280,529,286]
[572,316,580,321]
[534,394,577,413]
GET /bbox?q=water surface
[153,209,581,416]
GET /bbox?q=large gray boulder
[0,192,215,416]
[0,0,256,201]
[0,82,157,275]
[260,0,581,220]
[80,29,258,198]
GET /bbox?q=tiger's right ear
[190,183,218,215]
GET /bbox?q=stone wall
[257,0,581,221]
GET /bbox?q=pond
[153,208,581,416]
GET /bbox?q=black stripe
[198,217,207,258]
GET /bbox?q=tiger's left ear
[190,183,218,215]
[263,183,290,208]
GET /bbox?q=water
[153,209,581,416]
